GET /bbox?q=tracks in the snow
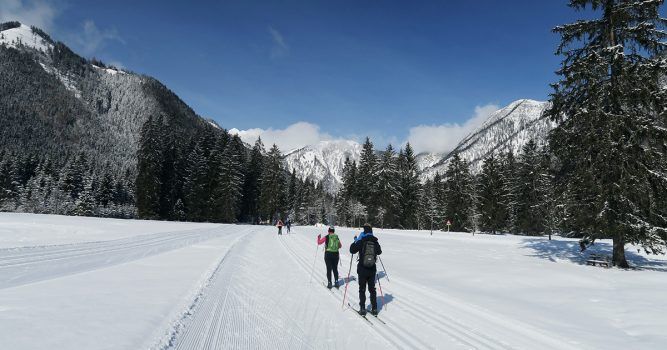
[164,228,314,350]
[278,234,575,350]
[0,227,231,289]
[277,234,432,349]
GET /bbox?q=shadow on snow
[520,237,667,272]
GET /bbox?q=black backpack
[362,240,377,268]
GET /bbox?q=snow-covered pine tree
[444,153,473,232]
[240,137,264,223]
[515,140,545,235]
[211,140,244,222]
[546,0,667,267]
[136,115,164,219]
[397,143,421,229]
[259,144,287,222]
[74,174,96,217]
[336,157,358,226]
[477,154,505,234]
[499,151,519,233]
[183,142,210,221]
[357,137,378,222]
[375,144,399,228]
[287,170,298,217]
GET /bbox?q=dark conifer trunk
[612,233,629,268]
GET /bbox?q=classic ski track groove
[278,234,432,349]
[167,229,314,350]
[393,279,577,350]
[0,227,231,289]
[280,233,577,350]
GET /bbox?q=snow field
[0,213,666,349]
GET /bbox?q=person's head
[363,223,372,234]
[328,226,335,234]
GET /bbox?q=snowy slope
[0,23,52,52]
[1,213,666,349]
[283,140,362,192]
[0,21,217,178]
[422,99,554,178]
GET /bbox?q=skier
[317,226,342,289]
[349,223,382,316]
[286,219,292,234]
[276,219,284,235]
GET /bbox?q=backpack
[361,240,377,268]
[326,234,340,252]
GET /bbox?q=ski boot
[370,308,378,316]
[326,282,332,289]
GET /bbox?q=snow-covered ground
[0,213,665,349]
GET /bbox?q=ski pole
[378,256,390,283]
[309,241,320,284]
[341,253,354,309]
[376,272,386,311]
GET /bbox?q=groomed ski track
[162,225,577,350]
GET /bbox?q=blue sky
[1,0,608,152]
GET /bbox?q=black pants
[358,268,377,310]
[324,251,339,284]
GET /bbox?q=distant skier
[276,219,284,235]
[317,226,342,289]
[349,223,382,316]
[286,219,292,234]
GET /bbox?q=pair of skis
[346,302,386,325]
[322,282,385,325]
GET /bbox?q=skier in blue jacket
[349,223,382,316]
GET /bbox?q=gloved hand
[353,236,357,240]
[317,234,321,239]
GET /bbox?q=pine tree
[477,154,505,234]
[515,140,545,235]
[259,144,287,222]
[499,151,519,233]
[184,142,210,221]
[136,116,163,219]
[240,137,264,223]
[444,154,473,232]
[357,137,378,222]
[397,143,421,229]
[211,141,244,222]
[375,144,399,228]
[74,174,96,216]
[546,0,667,266]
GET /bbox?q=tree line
[135,115,334,224]
[335,138,554,237]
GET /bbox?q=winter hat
[328,226,335,233]
[362,224,372,233]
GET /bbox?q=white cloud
[0,0,57,30]
[268,26,288,58]
[70,19,124,56]
[230,122,342,153]
[406,103,499,154]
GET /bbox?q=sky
[0,0,607,153]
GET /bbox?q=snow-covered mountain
[283,99,554,192]
[0,21,218,176]
[421,99,554,179]
[283,140,362,192]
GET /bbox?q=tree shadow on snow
[520,238,667,272]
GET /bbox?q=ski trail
[0,227,231,289]
[286,230,578,350]
[165,228,313,350]
[164,227,390,350]
[391,278,579,350]
[277,233,430,349]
